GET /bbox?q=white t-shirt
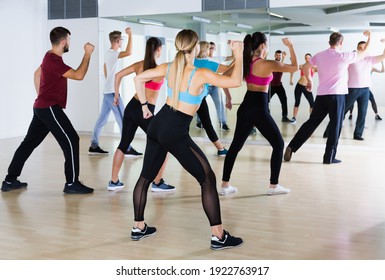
[103,49,120,94]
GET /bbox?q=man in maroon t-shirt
[2,26,95,194]
[269,50,293,123]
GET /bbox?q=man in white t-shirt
[89,28,142,156]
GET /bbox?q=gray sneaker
[151,179,175,192]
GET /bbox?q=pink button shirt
[310,48,358,95]
[348,56,376,88]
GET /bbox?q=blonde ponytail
[171,51,187,109]
[169,29,199,110]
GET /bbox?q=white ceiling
[106,1,385,35]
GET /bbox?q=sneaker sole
[124,154,142,158]
[267,191,290,196]
[218,188,237,196]
[88,152,109,156]
[108,185,124,191]
[217,154,227,157]
[63,190,94,194]
[151,188,176,192]
[131,231,156,241]
[1,186,28,192]
[210,241,244,250]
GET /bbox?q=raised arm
[134,63,168,118]
[34,67,41,95]
[118,28,132,59]
[201,41,243,89]
[270,38,298,73]
[356,30,372,60]
[63,43,95,80]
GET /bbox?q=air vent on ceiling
[48,0,98,20]
[202,0,267,11]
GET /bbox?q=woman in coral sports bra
[220,32,298,196]
[109,37,175,192]
[289,53,317,123]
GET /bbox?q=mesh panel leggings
[222,91,284,184]
[133,105,222,226]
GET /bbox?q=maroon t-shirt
[33,52,72,109]
[270,71,283,87]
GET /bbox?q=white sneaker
[267,184,290,195]
[218,185,237,196]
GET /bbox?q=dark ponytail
[143,37,162,71]
[243,34,253,79]
[243,32,267,79]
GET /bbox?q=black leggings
[294,83,314,108]
[222,91,284,184]
[196,97,219,142]
[117,97,155,152]
[6,105,79,183]
[133,105,221,226]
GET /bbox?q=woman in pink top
[220,31,298,196]
[109,37,175,192]
[289,53,317,123]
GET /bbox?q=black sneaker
[1,179,28,192]
[220,123,230,131]
[375,115,382,121]
[88,146,109,155]
[124,147,143,158]
[211,230,244,250]
[63,181,94,194]
[131,223,156,240]
[281,116,292,123]
[196,122,203,129]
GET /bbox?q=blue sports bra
[166,63,208,105]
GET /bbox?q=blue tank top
[166,63,208,105]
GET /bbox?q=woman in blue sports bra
[130,29,245,250]
[108,37,175,192]
[220,32,298,196]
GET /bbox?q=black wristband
[141,101,148,106]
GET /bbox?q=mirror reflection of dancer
[194,41,231,156]
[108,37,175,192]
[285,31,371,164]
[269,50,293,123]
[2,27,95,194]
[348,61,384,121]
[289,53,317,124]
[220,32,298,196]
[130,29,244,250]
[196,41,231,131]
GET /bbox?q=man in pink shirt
[284,31,371,164]
[324,40,385,140]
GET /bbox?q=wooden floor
[1,105,385,260]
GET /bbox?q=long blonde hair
[170,29,199,109]
[197,41,210,58]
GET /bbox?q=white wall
[0,0,47,139]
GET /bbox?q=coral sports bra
[166,63,208,105]
[245,57,273,86]
[145,79,164,91]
